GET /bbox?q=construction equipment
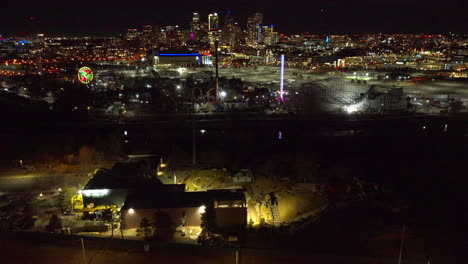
[80,205,117,214]
[71,194,84,212]
[71,193,117,215]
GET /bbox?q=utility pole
[120,220,124,239]
[111,220,114,238]
[398,225,406,264]
[81,237,86,264]
[192,88,196,165]
[215,40,219,101]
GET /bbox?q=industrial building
[73,156,247,234]
[153,50,212,67]
[121,187,247,235]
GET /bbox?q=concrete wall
[122,207,202,229]
[215,207,247,229]
[122,207,247,230]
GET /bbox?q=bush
[46,214,62,232]
[199,205,219,245]
[8,214,36,231]
[17,215,36,230]
[136,217,153,240]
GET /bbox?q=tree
[152,211,175,241]
[46,214,62,232]
[17,215,36,230]
[58,186,81,212]
[136,217,153,240]
[200,204,218,244]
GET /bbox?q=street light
[128,208,135,214]
[345,104,359,114]
[220,91,227,99]
[198,205,206,214]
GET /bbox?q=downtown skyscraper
[246,13,263,46]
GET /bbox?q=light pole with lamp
[192,88,196,165]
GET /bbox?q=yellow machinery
[71,194,117,214]
[80,205,117,214]
[71,194,84,211]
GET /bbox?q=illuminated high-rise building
[208,12,219,31]
[141,24,156,48]
[208,12,220,43]
[125,28,139,40]
[261,25,278,45]
[222,10,236,46]
[197,21,209,43]
[246,13,263,46]
[191,12,201,40]
[142,24,153,35]
[224,9,234,28]
[192,12,200,28]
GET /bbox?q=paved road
[0,171,66,192]
[0,173,53,191]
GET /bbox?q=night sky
[2,0,466,36]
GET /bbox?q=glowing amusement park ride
[77,66,94,84]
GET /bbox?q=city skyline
[1,0,466,36]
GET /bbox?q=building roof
[157,50,200,56]
[83,158,161,190]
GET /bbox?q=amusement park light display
[77,67,93,84]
